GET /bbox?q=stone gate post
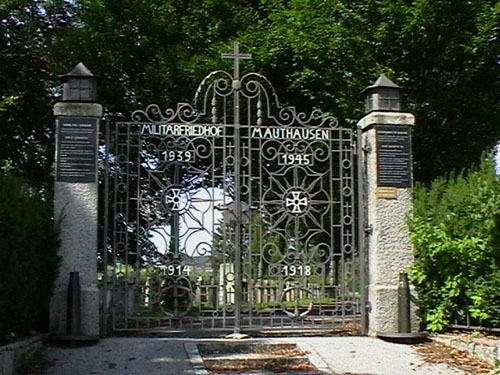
[50,63,101,339]
[358,75,417,335]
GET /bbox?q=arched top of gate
[131,44,339,129]
[193,70,339,128]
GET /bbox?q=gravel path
[43,337,192,375]
[41,336,468,375]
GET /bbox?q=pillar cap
[362,75,404,114]
[59,63,99,102]
[59,62,97,80]
[357,111,415,131]
[361,74,402,93]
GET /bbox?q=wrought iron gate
[101,43,365,334]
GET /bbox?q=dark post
[398,272,411,333]
[66,272,82,336]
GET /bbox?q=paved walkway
[42,336,466,375]
[43,338,192,375]
[293,337,464,375]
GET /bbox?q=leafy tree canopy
[1,0,499,187]
[0,0,74,190]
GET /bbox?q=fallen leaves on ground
[415,341,497,375]
[269,347,304,356]
[208,363,317,373]
[207,361,317,373]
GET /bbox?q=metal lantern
[362,74,402,114]
[60,62,98,102]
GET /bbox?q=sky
[495,142,500,175]
[150,187,225,257]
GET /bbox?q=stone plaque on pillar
[376,126,412,188]
[56,117,98,183]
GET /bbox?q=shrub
[0,174,60,338]
[410,152,500,331]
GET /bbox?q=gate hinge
[364,225,373,235]
[362,144,372,153]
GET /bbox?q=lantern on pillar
[59,62,98,102]
[362,74,402,114]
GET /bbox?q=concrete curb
[0,334,47,375]
[295,341,334,374]
[185,339,333,375]
[184,342,209,375]
[434,334,500,366]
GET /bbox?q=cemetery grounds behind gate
[100,47,366,335]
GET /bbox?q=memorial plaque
[56,117,98,183]
[376,187,397,199]
[376,126,412,188]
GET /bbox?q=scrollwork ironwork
[102,42,361,334]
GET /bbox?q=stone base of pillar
[368,285,399,335]
[367,285,419,335]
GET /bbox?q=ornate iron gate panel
[101,43,365,334]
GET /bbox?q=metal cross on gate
[221,41,252,81]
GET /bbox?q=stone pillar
[50,63,102,338]
[358,75,417,335]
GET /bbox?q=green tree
[0,0,75,191]
[410,153,500,331]
[51,0,262,114]
[2,0,499,189]
[0,174,60,336]
[395,0,500,181]
[239,0,500,181]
